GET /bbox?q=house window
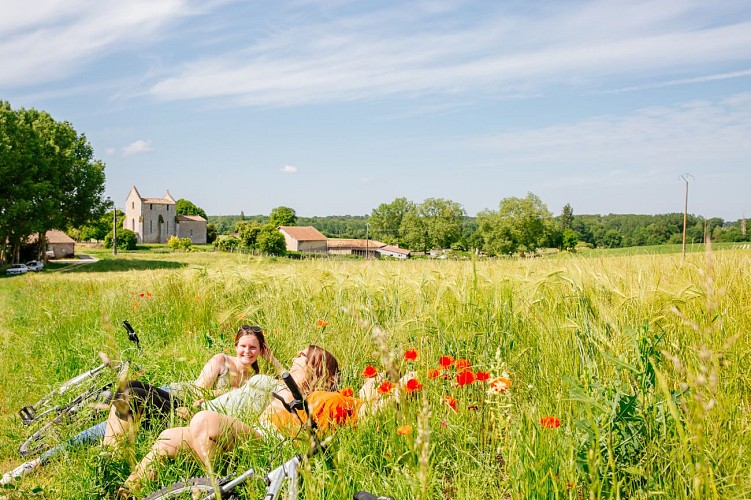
[167,205,169,211]
[132,219,135,231]
[150,220,152,232]
[150,204,153,210]
[132,202,134,209]
[190,229,193,236]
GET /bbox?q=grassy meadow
[1,245,750,499]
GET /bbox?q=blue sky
[3,1,750,220]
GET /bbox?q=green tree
[235,221,263,248]
[206,223,218,244]
[269,206,297,227]
[175,199,207,220]
[560,203,574,231]
[104,228,137,250]
[397,198,464,252]
[257,225,287,255]
[78,209,123,242]
[562,229,579,251]
[476,193,554,256]
[369,197,414,244]
[0,102,106,262]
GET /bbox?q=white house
[124,186,207,244]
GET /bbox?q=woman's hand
[175,406,193,421]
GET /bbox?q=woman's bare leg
[188,410,256,466]
[102,405,135,448]
[123,426,193,489]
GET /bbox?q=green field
[1,246,749,499]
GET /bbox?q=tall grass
[1,248,750,498]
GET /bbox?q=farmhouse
[26,230,76,259]
[326,238,387,259]
[124,186,207,244]
[278,226,327,254]
[376,244,411,260]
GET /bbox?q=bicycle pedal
[18,406,35,425]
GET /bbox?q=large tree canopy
[369,197,414,244]
[269,206,297,227]
[175,198,207,220]
[0,102,106,262]
[477,192,555,256]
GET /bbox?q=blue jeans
[40,420,107,464]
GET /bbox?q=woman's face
[235,334,262,368]
[289,348,310,376]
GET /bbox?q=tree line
[210,196,748,255]
[3,101,746,263]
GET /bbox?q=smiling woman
[0,326,275,485]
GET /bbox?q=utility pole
[111,198,118,256]
[680,174,694,261]
[365,223,370,260]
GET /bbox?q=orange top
[270,391,363,434]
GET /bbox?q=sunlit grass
[1,247,750,498]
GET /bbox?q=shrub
[103,229,137,250]
[167,236,193,251]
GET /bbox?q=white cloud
[0,0,197,87]
[468,92,751,172]
[105,147,116,156]
[280,165,298,174]
[147,2,751,106]
[122,140,154,157]
[361,176,376,184]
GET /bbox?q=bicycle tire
[19,365,110,427]
[143,477,238,500]
[18,383,115,457]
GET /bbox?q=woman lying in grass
[1,325,276,485]
[119,344,350,497]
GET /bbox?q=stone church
[124,186,207,244]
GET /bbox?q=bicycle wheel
[18,383,114,457]
[19,363,110,427]
[143,477,238,500]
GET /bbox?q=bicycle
[17,320,141,458]
[143,372,331,500]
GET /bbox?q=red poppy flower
[404,378,423,393]
[139,293,145,297]
[444,396,458,412]
[540,416,561,429]
[340,387,354,397]
[396,424,412,435]
[362,365,378,378]
[146,292,152,297]
[456,370,476,386]
[377,380,395,394]
[427,369,440,379]
[467,405,479,411]
[439,355,454,368]
[476,371,490,382]
[316,319,329,328]
[455,359,471,372]
[404,349,418,361]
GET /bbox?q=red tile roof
[279,226,326,241]
[378,245,411,255]
[176,215,206,222]
[29,229,76,244]
[142,198,174,204]
[326,238,386,249]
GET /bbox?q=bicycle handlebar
[281,371,309,415]
[122,320,140,348]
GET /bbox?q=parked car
[26,260,44,272]
[6,264,28,275]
